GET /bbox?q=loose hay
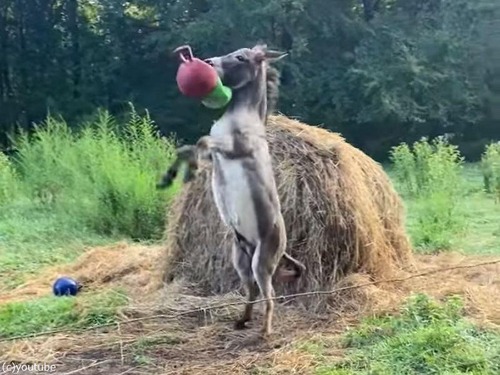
[406,253,500,328]
[0,242,164,305]
[163,114,413,310]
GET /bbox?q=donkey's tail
[276,252,306,282]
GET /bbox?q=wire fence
[1,258,499,343]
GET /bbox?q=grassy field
[0,116,499,374]
[389,163,500,255]
[452,164,500,254]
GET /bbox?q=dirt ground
[0,243,499,375]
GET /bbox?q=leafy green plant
[480,142,500,198]
[10,107,178,240]
[390,137,465,251]
[391,137,464,198]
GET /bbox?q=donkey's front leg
[196,135,253,159]
[157,145,198,189]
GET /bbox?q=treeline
[1,0,499,160]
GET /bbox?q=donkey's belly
[211,156,260,243]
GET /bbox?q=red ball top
[176,58,219,98]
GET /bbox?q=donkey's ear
[252,43,268,51]
[265,49,288,63]
[252,44,268,63]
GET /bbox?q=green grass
[0,107,182,289]
[387,163,500,255]
[455,164,500,255]
[0,108,182,340]
[0,289,128,338]
[0,204,114,289]
[300,294,500,375]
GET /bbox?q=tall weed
[480,141,500,199]
[0,152,20,205]
[390,137,465,251]
[10,108,178,240]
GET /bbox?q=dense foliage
[1,0,499,159]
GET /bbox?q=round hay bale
[163,114,413,310]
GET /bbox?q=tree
[1,0,499,160]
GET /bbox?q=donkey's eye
[235,55,247,62]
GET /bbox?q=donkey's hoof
[156,180,172,190]
[234,320,250,330]
[259,328,272,339]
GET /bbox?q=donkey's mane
[266,64,280,115]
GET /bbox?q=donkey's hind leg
[252,223,285,337]
[232,239,260,330]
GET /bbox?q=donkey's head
[204,44,287,90]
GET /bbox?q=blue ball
[53,277,80,297]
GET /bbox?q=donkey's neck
[226,69,267,122]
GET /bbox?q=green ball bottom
[201,78,232,109]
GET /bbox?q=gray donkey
[158,44,306,337]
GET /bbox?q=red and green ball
[176,52,232,109]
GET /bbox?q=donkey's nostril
[204,59,214,66]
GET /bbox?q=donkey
[158,44,306,337]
